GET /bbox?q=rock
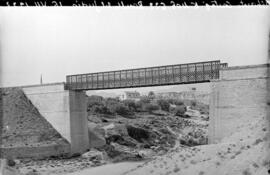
[126,125,150,142]
[138,149,155,158]
[107,143,143,162]
[101,118,109,122]
[82,150,104,161]
[25,169,40,175]
[14,160,20,165]
[102,123,115,131]
[70,153,81,158]
[151,110,168,116]
[181,114,191,118]
[7,159,16,167]
[88,122,106,148]
[0,159,22,175]
[104,124,137,147]
[200,115,209,121]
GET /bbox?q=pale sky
[0,7,269,88]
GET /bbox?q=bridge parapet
[219,63,269,80]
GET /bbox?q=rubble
[89,106,209,162]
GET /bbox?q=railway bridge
[8,60,269,158]
[65,60,228,91]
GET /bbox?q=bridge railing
[66,60,225,90]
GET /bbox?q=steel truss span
[66,60,228,90]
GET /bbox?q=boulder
[88,122,106,148]
[200,114,209,121]
[126,125,150,142]
[104,143,142,162]
[104,123,137,147]
[151,110,168,116]
[81,149,104,161]
[102,123,115,131]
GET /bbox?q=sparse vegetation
[235,150,242,156]
[242,169,251,175]
[215,161,221,166]
[190,160,197,164]
[115,104,134,117]
[87,94,200,118]
[191,100,197,107]
[252,163,259,168]
[173,166,180,172]
[174,105,187,117]
[199,171,205,175]
[123,100,137,111]
[253,138,263,145]
[145,103,160,113]
[174,100,184,106]
[157,99,170,112]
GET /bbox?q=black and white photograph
[0,5,270,175]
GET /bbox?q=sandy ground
[122,114,270,175]
[67,161,145,175]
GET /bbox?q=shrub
[7,159,16,166]
[174,105,187,117]
[115,104,133,116]
[136,96,153,112]
[166,98,175,104]
[148,91,155,100]
[174,100,184,106]
[169,105,176,113]
[140,96,151,104]
[145,103,160,112]
[191,100,197,107]
[123,99,136,111]
[134,101,143,112]
[195,102,209,115]
[94,105,115,115]
[157,99,170,112]
[87,95,104,107]
[105,97,120,106]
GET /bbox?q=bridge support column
[23,83,89,155]
[209,64,269,144]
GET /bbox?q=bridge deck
[66,60,228,90]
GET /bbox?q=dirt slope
[0,87,67,148]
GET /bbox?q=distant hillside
[155,83,210,94]
[86,83,210,99]
[86,91,118,98]
[157,90,210,105]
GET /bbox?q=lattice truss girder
[66,60,227,90]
